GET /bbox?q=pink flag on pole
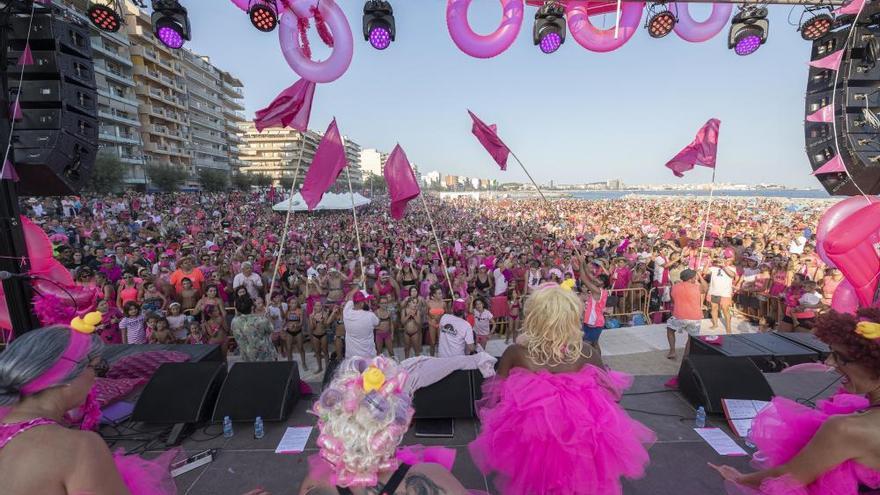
[1,159,19,182]
[806,105,834,123]
[253,78,316,132]
[809,50,844,71]
[300,119,348,210]
[468,110,510,171]
[383,144,421,220]
[10,99,22,120]
[664,119,721,178]
[834,0,865,15]
[17,43,33,66]
[811,155,846,175]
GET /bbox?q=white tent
[271,192,371,212]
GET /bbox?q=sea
[569,189,831,201]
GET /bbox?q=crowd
[19,191,837,367]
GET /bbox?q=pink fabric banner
[17,44,33,66]
[664,118,721,178]
[384,144,421,220]
[812,155,846,175]
[809,50,843,71]
[1,159,19,182]
[806,105,834,123]
[468,110,510,171]
[834,0,865,15]
[253,78,316,132]
[300,119,348,210]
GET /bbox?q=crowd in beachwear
[20,190,838,370]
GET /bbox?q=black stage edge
[103,370,841,495]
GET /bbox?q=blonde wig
[523,284,584,366]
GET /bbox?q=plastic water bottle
[223,416,234,438]
[695,406,706,428]
[254,416,264,440]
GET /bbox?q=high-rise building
[359,148,387,176]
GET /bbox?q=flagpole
[418,194,456,297]
[696,167,717,269]
[266,140,306,301]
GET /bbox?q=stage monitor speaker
[5,11,97,196]
[413,370,477,419]
[211,361,300,422]
[677,355,773,414]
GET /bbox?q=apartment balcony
[221,93,245,111]
[99,130,141,145]
[131,46,182,75]
[190,115,225,133]
[151,125,186,142]
[94,65,135,86]
[91,42,133,67]
[188,85,223,106]
[193,143,227,158]
[140,105,188,125]
[189,102,222,119]
[222,81,244,98]
[119,155,146,165]
[227,133,245,144]
[192,130,226,145]
[194,157,230,170]
[97,88,139,107]
[223,107,246,121]
[97,110,141,127]
[144,142,190,158]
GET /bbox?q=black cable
[623,389,676,397]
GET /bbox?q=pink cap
[452,299,467,311]
[353,290,373,303]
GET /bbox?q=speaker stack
[806,3,880,196]
[6,10,98,196]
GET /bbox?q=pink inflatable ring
[567,0,644,53]
[278,0,353,83]
[670,3,733,43]
[447,0,525,59]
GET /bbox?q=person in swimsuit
[426,286,447,357]
[326,268,345,305]
[506,287,522,344]
[375,294,394,359]
[284,302,307,370]
[400,296,422,359]
[140,280,166,313]
[202,304,229,356]
[397,262,419,298]
[373,270,400,343]
[116,272,139,308]
[309,301,329,373]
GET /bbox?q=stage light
[87,1,123,32]
[728,6,768,56]
[248,0,278,32]
[645,4,676,39]
[363,0,395,50]
[800,8,833,41]
[533,1,566,54]
[151,0,190,49]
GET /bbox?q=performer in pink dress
[0,316,177,495]
[712,308,880,494]
[469,284,656,495]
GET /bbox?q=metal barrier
[606,287,649,321]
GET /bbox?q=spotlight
[533,1,566,54]
[248,0,278,32]
[645,4,676,39]
[87,1,123,32]
[363,0,395,50]
[800,8,833,41]
[728,6,768,56]
[151,0,190,49]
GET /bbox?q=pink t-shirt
[583,290,608,328]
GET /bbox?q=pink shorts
[476,334,489,348]
[491,296,509,318]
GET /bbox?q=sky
[183,1,817,187]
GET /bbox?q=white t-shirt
[233,272,263,300]
[343,301,379,358]
[708,267,735,298]
[437,314,474,357]
[493,268,508,296]
[653,256,667,282]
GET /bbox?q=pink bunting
[10,99,22,120]
[834,0,865,15]
[384,145,421,220]
[664,119,721,178]
[468,110,510,171]
[1,159,19,182]
[254,78,316,133]
[806,105,834,123]
[811,155,846,175]
[300,119,348,211]
[809,50,843,71]
[17,43,33,66]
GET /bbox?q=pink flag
[17,43,33,66]
[10,99,22,120]
[664,119,721,178]
[806,105,834,123]
[253,78,316,132]
[383,144,421,220]
[809,50,843,71]
[811,155,846,175]
[300,119,348,210]
[835,0,865,15]
[1,159,19,182]
[468,110,510,171]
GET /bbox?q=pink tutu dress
[727,393,880,495]
[469,365,656,495]
[0,418,178,495]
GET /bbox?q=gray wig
[0,326,104,407]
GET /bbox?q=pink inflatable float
[446,0,525,59]
[669,3,733,43]
[821,199,880,309]
[567,0,644,53]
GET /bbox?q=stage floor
[104,370,840,495]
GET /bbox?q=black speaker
[133,361,227,424]
[6,11,98,196]
[413,370,478,419]
[678,355,773,414]
[211,361,300,422]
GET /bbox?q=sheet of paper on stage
[694,428,748,456]
[275,426,313,454]
[722,399,771,437]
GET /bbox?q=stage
[98,365,840,495]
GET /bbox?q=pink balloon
[670,3,732,42]
[567,1,644,53]
[446,0,524,59]
[831,279,860,314]
[279,0,353,83]
[816,196,879,268]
